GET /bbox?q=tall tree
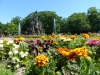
[38,11,60,34]
[5,22,18,35]
[87,7,100,32]
[11,16,21,25]
[66,13,91,34]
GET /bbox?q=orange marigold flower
[60,50,70,57]
[35,54,48,66]
[70,35,76,39]
[56,48,70,57]
[82,33,89,38]
[98,37,100,40]
[68,50,76,60]
[73,46,88,57]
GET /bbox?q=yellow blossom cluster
[35,54,49,66]
[53,41,59,45]
[14,37,25,43]
[53,35,58,38]
[56,46,88,61]
[70,35,76,39]
[18,37,25,41]
[48,36,52,40]
[59,35,67,40]
[3,39,8,43]
[41,35,46,40]
[82,33,89,38]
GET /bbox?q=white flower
[13,44,19,50]
[15,64,20,68]
[20,51,24,58]
[8,51,13,55]
[7,65,11,68]
[0,40,3,43]
[13,50,18,54]
[24,52,28,57]
[63,38,72,42]
[0,44,3,50]
[25,52,28,55]
[7,40,14,44]
[19,51,28,58]
[12,57,17,63]
[0,44,3,47]
[59,37,66,40]
[12,57,19,63]
[19,51,24,55]
[16,58,19,62]
[21,54,25,58]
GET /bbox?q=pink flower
[86,40,100,46]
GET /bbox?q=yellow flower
[70,35,76,39]
[38,46,43,53]
[48,36,52,40]
[98,37,100,40]
[59,36,67,41]
[35,54,48,66]
[54,35,58,38]
[56,46,88,61]
[82,33,89,38]
[3,39,8,43]
[19,37,25,41]
[56,48,70,57]
[14,38,18,41]
[39,46,43,50]
[53,41,59,45]
[41,35,45,40]
[73,46,88,57]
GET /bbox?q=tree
[11,16,21,25]
[5,22,18,35]
[66,13,91,34]
[38,11,60,34]
[87,7,100,32]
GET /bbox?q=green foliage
[7,42,30,71]
[5,21,18,35]
[1,43,14,60]
[87,7,100,32]
[0,63,14,75]
[11,16,21,25]
[25,53,57,75]
[56,37,88,49]
[66,12,91,34]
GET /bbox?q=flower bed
[0,34,100,75]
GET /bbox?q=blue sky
[0,0,100,24]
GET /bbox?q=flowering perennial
[56,46,88,60]
[86,39,100,46]
[35,54,49,66]
[70,35,76,39]
[82,33,89,38]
